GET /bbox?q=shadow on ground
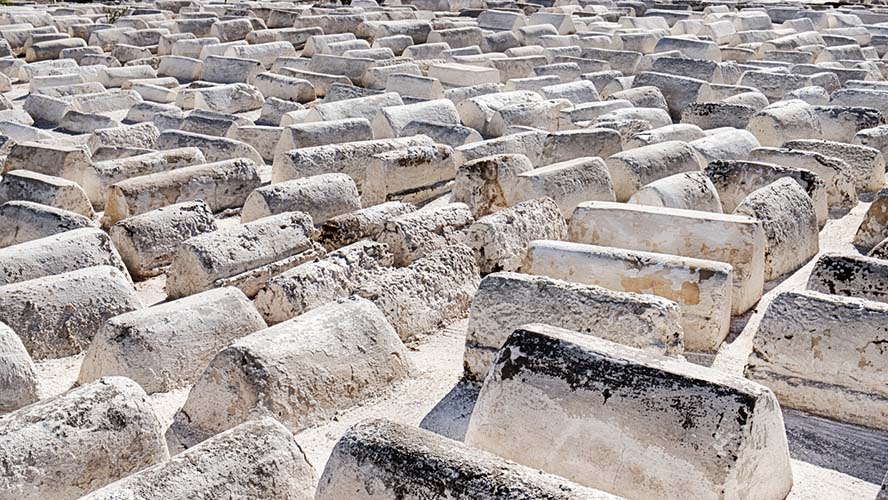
[784,408,888,483]
[419,380,480,442]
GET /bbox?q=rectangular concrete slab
[166,211,322,299]
[568,201,765,315]
[525,240,733,352]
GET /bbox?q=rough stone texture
[704,160,828,227]
[375,203,474,267]
[272,135,435,191]
[0,377,169,500]
[854,188,888,250]
[193,83,265,114]
[363,144,457,206]
[156,130,264,165]
[79,287,266,394]
[316,419,619,500]
[526,240,733,353]
[629,171,723,213]
[510,157,616,218]
[200,56,261,85]
[255,240,393,324]
[243,174,360,225]
[167,297,412,451]
[464,272,684,381]
[83,147,207,207]
[0,169,95,218]
[274,118,372,155]
[746,99,821,148]
[109,200,217,279]
[58,110,120,136]
[606,141,706,201]
[626,124,706,149]
[454,131,547,167]
[451,153,534,217]
[487,99,569,137]
[465,198,567,273]
[372,98,460,138]
[467,324,794,500]
[457,90,542,138]
[103,158,260,226]
[569,202,765,315]
[746,147,857,209]
[317,201,416,252]
[0,200,95,248]
[682,102,757,130]
[633,72,713,121]
[0,265,142,359]
[541,129,622,166]
[868,237,888,260]
[746,290,888,430]
[1,141,91,183]
[87,122,160,154]
[175,111,248,138]
[354,245,480,341]
[0,227,128,286]
[83,417,316,500]
[0,321,38,413]
[226,124,283,163]
[252,72,315,103]
[734,178,820,280]
[783,138,886,193]
[305,92,402,123]
[854,125,888,160]
[812,105,883,144]
[808,253,888,303]
[687,128,761,164]
[166,211,322,299]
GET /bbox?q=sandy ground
[27,195,887,499]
